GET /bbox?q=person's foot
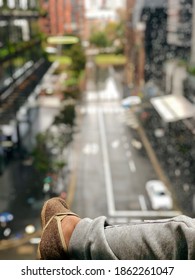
[37,197,80,259]
[61,215,80,247]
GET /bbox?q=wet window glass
[0,0,195,260]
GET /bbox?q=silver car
[145,180,173,210]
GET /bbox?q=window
[7,0,16,9]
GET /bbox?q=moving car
[145,180,173,210]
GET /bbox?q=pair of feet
[38,197,81,259]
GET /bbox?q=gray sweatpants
[69,215,195,259]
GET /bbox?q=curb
[134,110,181,211]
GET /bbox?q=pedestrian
[38,197,195,260]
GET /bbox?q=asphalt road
[70,65,181,224]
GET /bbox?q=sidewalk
[135,102,195,217]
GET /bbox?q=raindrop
[175,169,181,176]
[183,183,190,192]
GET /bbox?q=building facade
[125,0,193,90]
[167,0,192,53]
[83,0,124,40]
[0,0,50,154]
[39,0,85,38]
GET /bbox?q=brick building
[39,0,85,38]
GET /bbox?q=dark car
[0,212,14,240]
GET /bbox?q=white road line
[108,217,129,224]
[111,210,182,218]
[129,160,136,172]
[98,108,115,215]
[139,195,148,211]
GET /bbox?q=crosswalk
[79,105,123,115]
[78,105,139,129]
[86,91,119,101]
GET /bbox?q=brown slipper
[37,197,78,260]
[40,197,70,228]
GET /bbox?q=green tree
[32,133,51,174]
[104,21,126,54]
[89,11,126,53]
[90,31,109,48]
[104,22,119,43]
[68,43,86,76]
[54,103,76,127]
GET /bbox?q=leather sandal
[37,197,78,259]
[40,197,70,228]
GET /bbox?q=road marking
[82,143,99,155]
[129,160,136,173]
[108,217,129,224]
[111,140,120,149]
[111,210,182,218]
[98,108,115,215]
[79,105,123,115]
[139,195,148,211]
[87,92,98,101]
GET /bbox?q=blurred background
[0,0,194,259]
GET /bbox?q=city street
[71,65,181,225]
[0,64,182,259]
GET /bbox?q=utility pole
[190,0,195,65]
[124,0,136,89]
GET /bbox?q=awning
[47,36,79,45]
[150,95,195,123]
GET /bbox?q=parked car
[145,180,173,210]
[121,96,142,108]
[0,212,14,239]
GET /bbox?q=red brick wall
[39,0,85,37]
